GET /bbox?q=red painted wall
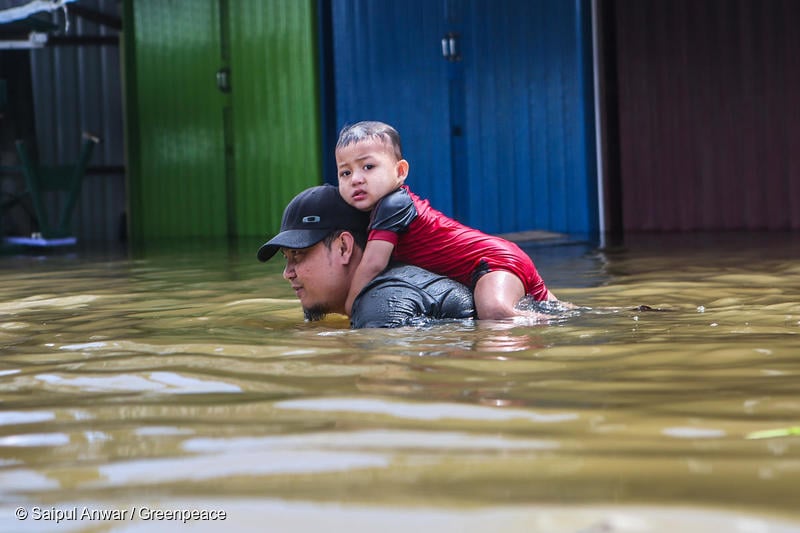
[611,0,799,231]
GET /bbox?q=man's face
[280,241,347,320]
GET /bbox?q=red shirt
[368,186,549,299]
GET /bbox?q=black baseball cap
[257,185,370,262]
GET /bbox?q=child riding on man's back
[335,120,557,319]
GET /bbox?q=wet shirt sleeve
[368,188,418,244]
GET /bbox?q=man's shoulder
[350,263,475,329]
[372,263,440,285]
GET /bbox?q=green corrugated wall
[228,0,320,237]
[125,0,320,240]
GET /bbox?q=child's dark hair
[336,121,403,160]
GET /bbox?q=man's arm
[344,239,395,315]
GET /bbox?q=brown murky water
[0,232,798,532]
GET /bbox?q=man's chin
[303,306,328,322]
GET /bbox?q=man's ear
[396,159,409,182]
[337,232,357,264]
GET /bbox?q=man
[257,185,475,328]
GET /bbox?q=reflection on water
[0,233,798,532]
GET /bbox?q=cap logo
[302,216,320,223]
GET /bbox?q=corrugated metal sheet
[612,0,800,231]
[462,0,597,235]
[28,0,125,242]
[228,0,320,237]
[331,0,597,236]
[127,0,229,239]
[125,0,319,240]
[331,0,454,214]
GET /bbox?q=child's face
[336,138,408,211]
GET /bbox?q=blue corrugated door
[330,0,454,212]
[330,0,597,236]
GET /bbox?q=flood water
[0,232,798,532]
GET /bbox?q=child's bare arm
[345,240,395,315]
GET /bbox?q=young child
[336,120,557,319]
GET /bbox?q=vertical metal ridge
[229,0,319,237]
[614,0,800,231]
